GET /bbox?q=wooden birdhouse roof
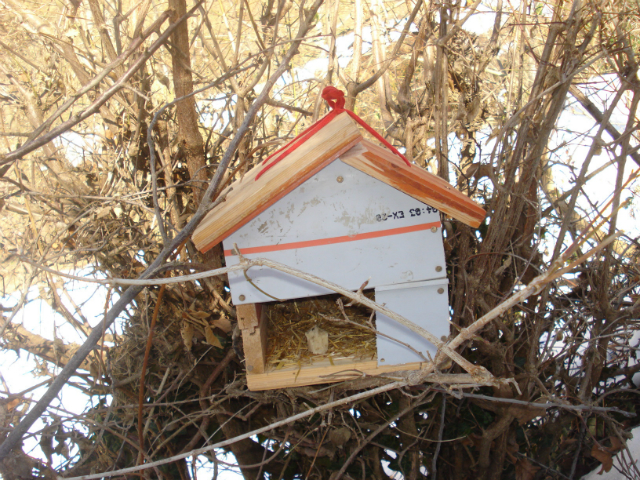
[193,112,486,253]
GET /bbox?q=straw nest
[265,293,377,370]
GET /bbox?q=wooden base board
[246,356,424,391]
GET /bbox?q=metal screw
[437,288,444,294]
[239,294,246,301]
[431,226,438,233]
[336,176,344,183]
[435,266,443,272]
[380,358,385,363]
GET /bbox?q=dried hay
[266,293,377,370]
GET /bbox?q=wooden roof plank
[193,112,362,252]
[340,140,486,228]
[194,114,487,253]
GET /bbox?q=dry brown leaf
[608,436,624,454]
[95,207,111,219]
[505,440,519,464]
[328,427,351,448]
[507,404,547,425]
[189,311,210,319]
[204,326,223,348]
[6,398,20,412]
[460,436,474,446]
[180,322,194,352]
[467,433,483,450]
[515,458,540,480]
[212,316,232,333]
[591,444,613,473]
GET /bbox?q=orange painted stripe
[224,221,441,256]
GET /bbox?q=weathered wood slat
[193,112,363,252]
[237,303,268,374]
[340,140,486,228]
[246,356,424,390]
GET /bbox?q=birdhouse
[193,109,485,391]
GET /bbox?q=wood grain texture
[340,140,486,228]
[246,356,424,391]
[238,303,268,374]
[193,112,363,252]
[236,303,262,331]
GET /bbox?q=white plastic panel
[375,279,450,366]
[223,159,446,304]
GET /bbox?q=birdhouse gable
[192,114,486,254]
[192,112,362,253]
[223,158,448,305]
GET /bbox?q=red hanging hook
[256,86,409,181]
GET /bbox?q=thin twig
[305,427,329,478]
[63,380,408,480]
[568,421,586,479]
[430,388,634,417]
[334,389,430,480]
[137,284,166,469]
[431,394,446,480]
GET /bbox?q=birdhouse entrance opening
[265,292,377,370]
[236,279,450,391]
